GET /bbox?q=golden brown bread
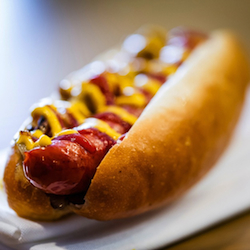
[3,31,250,221]
[4,145,71,220]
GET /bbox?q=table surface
[1,1,250,249]
[164,210,250,250]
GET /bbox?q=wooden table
[161,210,250,250]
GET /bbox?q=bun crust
[4,31,250,221]
[4,145,71,220]
[74,31,250,220]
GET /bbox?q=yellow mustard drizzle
[115,93,147,107]
[17,132,52,150]
[31,106,62,136]
[59,79,73,100]
[78,118,121,140]
[61,86,72,96]
[118,76,134,91]
[17,132,35,151]
[31,129,44,138]
[17,129,80,150]
[105,72,119,93]
[141,79,161,96]
[162,65,178,76]
[33,135,52,148]
[67,101,90,124]
[94,120,121,140]
[54,129,79,137]
[98,106,137,125]
[137,36,165,58]
[106,73,135,92]
[80,82,106,111]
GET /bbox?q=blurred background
[1,0,250,150]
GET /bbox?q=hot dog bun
[4,145,71,220]
[4,30,249,221]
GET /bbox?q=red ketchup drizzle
[90,75,114,105]
[93,112,132,134]
[168,27,208,49]
[121,105,144,118]
[53,133,96,153]
[64,112,79,128]
[147,73,167,84]
[138,88,153,104]
[23,128,115,195]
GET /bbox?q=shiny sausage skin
[23,129,115,195]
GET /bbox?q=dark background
[1,0,250,149]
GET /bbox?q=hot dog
[3,26,249,221]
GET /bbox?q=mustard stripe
[115,93,147,108]
[98,106,137,125]
[76,118,121,140]
[54,129,79,137]
[31,106,62,136]
[33,135,52,148]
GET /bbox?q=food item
[3,26,249,221]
